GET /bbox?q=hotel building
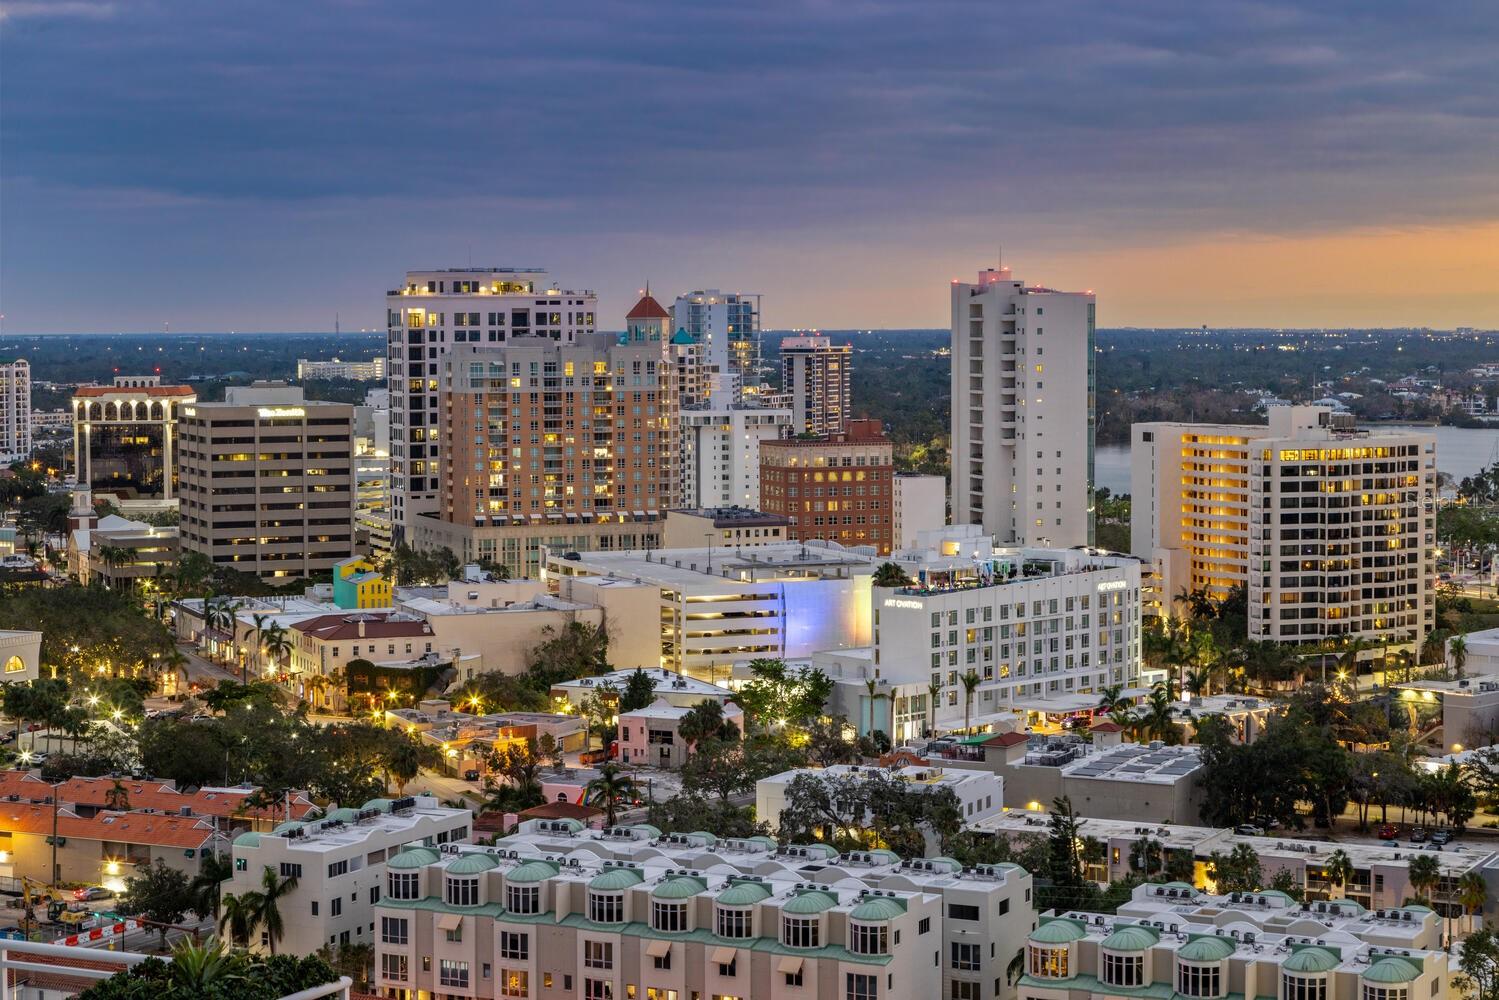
[780,336,852,435]
[1132,406,1436,650]
[225,793,473,955]
[0,358,31,462]
[869,526,1142,741]
[409,296,677,577]
[72,375,197,500]
[372,819,1036,1000]
[176,384,357,579]
[1019,885,1453,1000]
[386,269,598,538]
[949,267,1096,548]
[759,418,895,554]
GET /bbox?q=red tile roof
[983,731,1030,748]
[1,803,221,849]
[0,769,316,823]
[1089,721,1125,733]
[292,613,433,641]
[74,385,195,398]
[520,800,603,821]
[625,295,670,320]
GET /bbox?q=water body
[1093,424,1499,496]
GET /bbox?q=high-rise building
[176,383,356,579]
[672,289,760,392]
[385,269,597,539]
[759,418,894,553]
[892,472,947,551]
[949,267,1096,548]
[0,359,32,463]
[355,387,393,560]
[72,375,197,500]
[410,296,676,577]
[1132,406,1436,651]
[779,335,851,436]
[680,403,793,509]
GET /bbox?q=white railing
[0,939,352,1000]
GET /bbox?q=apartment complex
[760,418,895,554]
[780,335,852,435]
[673,289,760,394]
[176,384,357,579]
[298,356,388,381]
[72,376,197,500]
[385,268,598,537]
[225,793,473,955]
[680,402,793,509]
[410,297,677,576]
[0,358,31,462]
[1132,406,1436,650]
[949,267,1096,548]
[1020,886,1453,1000]
[869,526,1142,740]
[372,820,1035,1000]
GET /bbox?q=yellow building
[333,556,392,609]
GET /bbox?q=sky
[2,0,1497,333]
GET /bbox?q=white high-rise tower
[949,267,1095,547]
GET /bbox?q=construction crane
[19,876,55,936]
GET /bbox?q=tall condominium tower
[0,359,31,463]
[412,295,677,577]
[1133,405,1436,653]
[949,267,1096,547]
[779,335,851,436]
[672,289,760,393]
[385,269,597,539]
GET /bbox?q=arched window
[3,655,25,674]
[1103,953,1144,988]
[1028,946,1069,979]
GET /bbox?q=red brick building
[758,418,894,553]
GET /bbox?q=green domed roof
[387,847,439,869]
[748,836,778,849]
[1257,890,1296,904]
[1400,904,1434,914]
[1164,881,1195,891]
[782,890,838,914]
[589,867,645,891]
[504,859,561,883]
[362,798,394,813]
[1283,948,1340,974]
[867,849,901,865]
[446,853,501,875]
[328,808,359,823]
[688,831,719,846]
[795,843,839,859]
[1101,924,1161,952]
[1030,919,1088,945]
[850,896,907,921]
[271,820,304,835]
[652,875,707,900]
[927,857,963,873]
[716,882,772,907]
[1363,958,1421,984]
[232,831,261,848]
[632,824,662,838]
[1177,936,1236,962]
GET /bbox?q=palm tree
[248,613,273,685]
[960,669,981,734]
[1406,853,1440,906]
[261,623,292,680]
[205,598,241,664]
[871,562,910,589]
[927,680,942,738]
[219,892,258,949]
[1456,870,1487,948]
[1325,849,1354,897]
[1450,635,1468,679]
[677,700,734,754]
[1140,684,1177,744]
[585,762,638,827]
[254,863,298,955]
[1183,667,1212,700]
[191,852,236,922]
[862,678,887,738]
[1096,683,1130,716]
[104,780,130,811]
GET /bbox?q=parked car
[463,769,480,782]
[1376,824,1399,840]
[1409,827,1429,843]
[1234,824,1265,836]
[73,887,114,902]
[1430,829,1453,846]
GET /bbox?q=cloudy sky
[2,0,1496,332]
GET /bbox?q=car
[580,748,609,766]
[1234,824,1266,836]
[0,732,15,744]
[1376,824,1399,840]
[463,769,480,782]
[73,887,114,902]
[1430,830,1453,846]
[1409,827,1428,843]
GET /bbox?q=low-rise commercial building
[0,799,227,888]
[77,513,179,589]
[617,697,746,769]
[0,770,318,835]
[662,506,791,550]
[372,819,1035,1000]
[224,793,473,955]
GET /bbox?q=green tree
[960,670,980,733]
[1206,843,1262,893]
[190,851,235,921]
[617,667,659,713]
[871,562,910,588]
[1407,853,1441,904]
[677,699,738,753]
[1456,928,1499,1000]
[586,761,639,827]
[118,858,195,951]
[253,863,299,956]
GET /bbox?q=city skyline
[3,1,1498,333]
